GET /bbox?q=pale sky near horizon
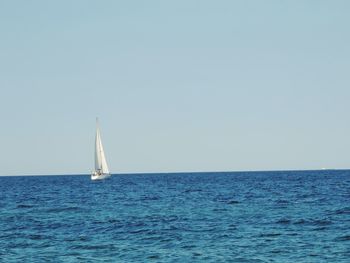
[0,1,349,175]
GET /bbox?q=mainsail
[94,121,110,174]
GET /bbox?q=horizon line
[0,168,348,177]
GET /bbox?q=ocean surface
[0,170,349,262]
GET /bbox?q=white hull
[91,173,111,181]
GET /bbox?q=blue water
[0,170,349,262]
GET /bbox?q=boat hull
[91,173,111,181]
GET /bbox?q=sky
[0,1,349,175]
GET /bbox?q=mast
[95,118,101,171]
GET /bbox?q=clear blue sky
[1,1,349,175]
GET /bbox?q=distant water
[0,170,349,262]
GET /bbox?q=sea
[0,170,349,262]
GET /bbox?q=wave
[44,207,82,213]
[335,235,350,241]
[258,233,282,238]
[334,207,350,215]
[70,244,116,250]
[227,200,240,204]
[293,218,332,226]
[16,204,34,209]
[276,218,291,224]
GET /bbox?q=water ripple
[0,171,349,262]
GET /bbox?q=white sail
[92,119,110,180]
[95,126,110,174]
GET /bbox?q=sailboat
[91,119,111,180]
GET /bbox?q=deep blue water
[0,170,349,262]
